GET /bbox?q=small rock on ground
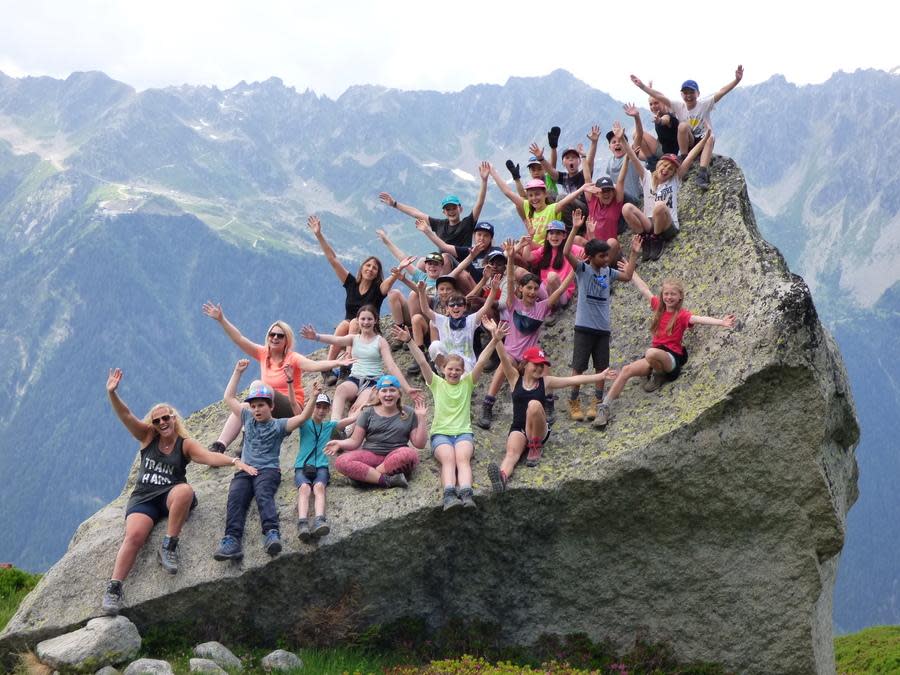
[189,658,227,674]
[123,659,174,675]
[261,649,303,671]
[95,668,121,675]
[36,616,141,671]
[193,641,242,670]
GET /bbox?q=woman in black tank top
[100,368,256,617]
[485,336,619,494]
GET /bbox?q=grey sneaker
[312,515,330,538]
[298,518,313,543]
[696,167,710,191]
[487,462,507,494]
[459,488,477,509]
[264,529,282,556]
[643,372,666,393]
[214,535,243,561]
[383,472,409,488]
[442,487,462,511]
[101,580,123,616]
[593,403,611,428]
[157,535,179,575]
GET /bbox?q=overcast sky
[1,0,897,102]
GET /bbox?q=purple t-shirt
[502,298,551,360]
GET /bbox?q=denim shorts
[294,466,331,487]
[430,432,475,456]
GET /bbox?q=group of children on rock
[100,69,742,616]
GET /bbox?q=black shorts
[657,345,689,381]
[126,490,198,524]
[571,328,610,373]
[508,427,552,444]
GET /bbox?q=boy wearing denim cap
[214,360,307,561]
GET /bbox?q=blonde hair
[143,403,188,439]
[652,158,679,188]
[649,279,685,336]
[265,320,294,367]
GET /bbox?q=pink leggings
[334,447,420,482]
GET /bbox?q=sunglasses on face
[152,414,173,426]
[268,332,285,339]
[448,301,466,308]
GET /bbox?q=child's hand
[528,142,544,160]
[337,356,356,367]
[721,314,737,329]
[408,388,425,406]
[612,121,624,140]
[300,324,317,340]
[399,255,416,269]
[283,364,294,382]
[414,397,428,417]
[481,317,496,333]
[202,301,223,321]
[478,160,491,181]
[415,218,429,233]
[236,460,259,476]
[603,368,619,381]
[107,368,123,393]
[312,380,323,395]
[375,228,389,242]
[734,65,744,82]
[417,280,426,293]
[585,215,597,238]
[571,208,584,230]
[378,192,395,207]
[631,235,643,255]
[471,240,488,256]
[490,320,510,340]
[586,125,600,143]
[235,359,250,373]
[392,324,411,344]
[307,215,321,235]
[503,238,516,255]
[623,102,639,118]
[630,74,644,89]
[323,440,341,457]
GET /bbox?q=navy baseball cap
[595,176,615,190]
[474,222,494,234]
[681,79,699,92]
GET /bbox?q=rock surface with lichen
[0,158,858,674]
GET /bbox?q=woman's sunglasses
[152,414,173,426]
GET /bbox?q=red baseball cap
[522,346,551,366]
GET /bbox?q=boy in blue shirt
[294,382,356,542]
[214,359,305,561]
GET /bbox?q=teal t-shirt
[295,419,337,469]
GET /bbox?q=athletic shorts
[571,328,610,373]
[508,426,552,444]
[656,344,689,381]
[126,490,197,524]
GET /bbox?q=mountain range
[0,67,896,634]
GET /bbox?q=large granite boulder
[0,158,858,674]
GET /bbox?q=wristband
[286,379,294,384]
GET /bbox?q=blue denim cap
[376,375,401,389]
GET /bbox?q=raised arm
[617,121,646,179]
[471,318,509,383]
[202,302,260,358]
[300,324,355,348]
[564,209,584,268]
[630,74,672,109]
[379,192,429,221]
[379,265,404,296]
[545,368,618,391]
[530,142,559,182]
[415,218,456,255]
[504,240,517,312]
[106,368,153,444]
[690,313,737,328]
[394,325,432,386]
[584,125,600,182]
[613,235,640,282]
[283,364,302,415]
[490,164,525,208]
[547,266,576,308]
[448,242,487,278]
[378,337,415,394]
[409,398,429,449]
[307,215,349,283]
[375,229,413,267]
[489,318,520,389]
[415,280,436,322]
[223,359,250,417]
[554,182,588,210]
[630,266,654,302]
[624,103,644,152]
[471,161,490,222]
[713,65,743,103]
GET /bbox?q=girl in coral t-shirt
[593,244,736,426]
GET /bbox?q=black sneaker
[208,441,226,454]
[649,236,665,261]
[475,402,493,430]
[696,167,710,191]
[641,235,654,262]
[157,535,179,575]
[101,580,123,616]
[264,529,282,556]
[487,462,507,494]
[544,395,556,425]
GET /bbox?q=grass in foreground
[0,567,41,632]
[834,625,900,674]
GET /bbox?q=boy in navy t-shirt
[214,359,305,561]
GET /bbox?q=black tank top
[510,377,547,430]
[127,436,190,510]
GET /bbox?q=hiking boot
[593,403,611,428]
[157,535,179,575]
[264,529,282,556]
[649,236,665,261]
[525,441,544,468]
[475,401,494,430]
[487,462,508,494]
[567,398,584,421]
[643,372,666,393]
[583,396,599,421]
[641,234,654,261]
[312,515,330,538]
[208,441,226,454]
[337,365,352,382]
[442,487,462,511]
[298,518,313,543]
[405,361,421,377]
[459,487,477,509]
[213,535,243,561]
[544,395,556,425]
[696,167,710,191]
[384,472,409,488]
[324,368,339,387]
[101,580,123,616]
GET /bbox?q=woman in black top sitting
[307,216,400,378]
[486,343,617,493]
[102,368,255,616]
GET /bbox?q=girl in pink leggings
[325,375,426,488]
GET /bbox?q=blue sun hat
[681,79,699,92]
[441,195,462,208]
[375,375,401,389]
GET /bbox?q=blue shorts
[126,490,197,524]
[294,466,331,487]
[430,432,475,457]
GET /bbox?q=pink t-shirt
[650,296,692,355]
[503,298,551,360]
[585,193,624,241]
[529,244,582,300]
[255,346,305,405]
